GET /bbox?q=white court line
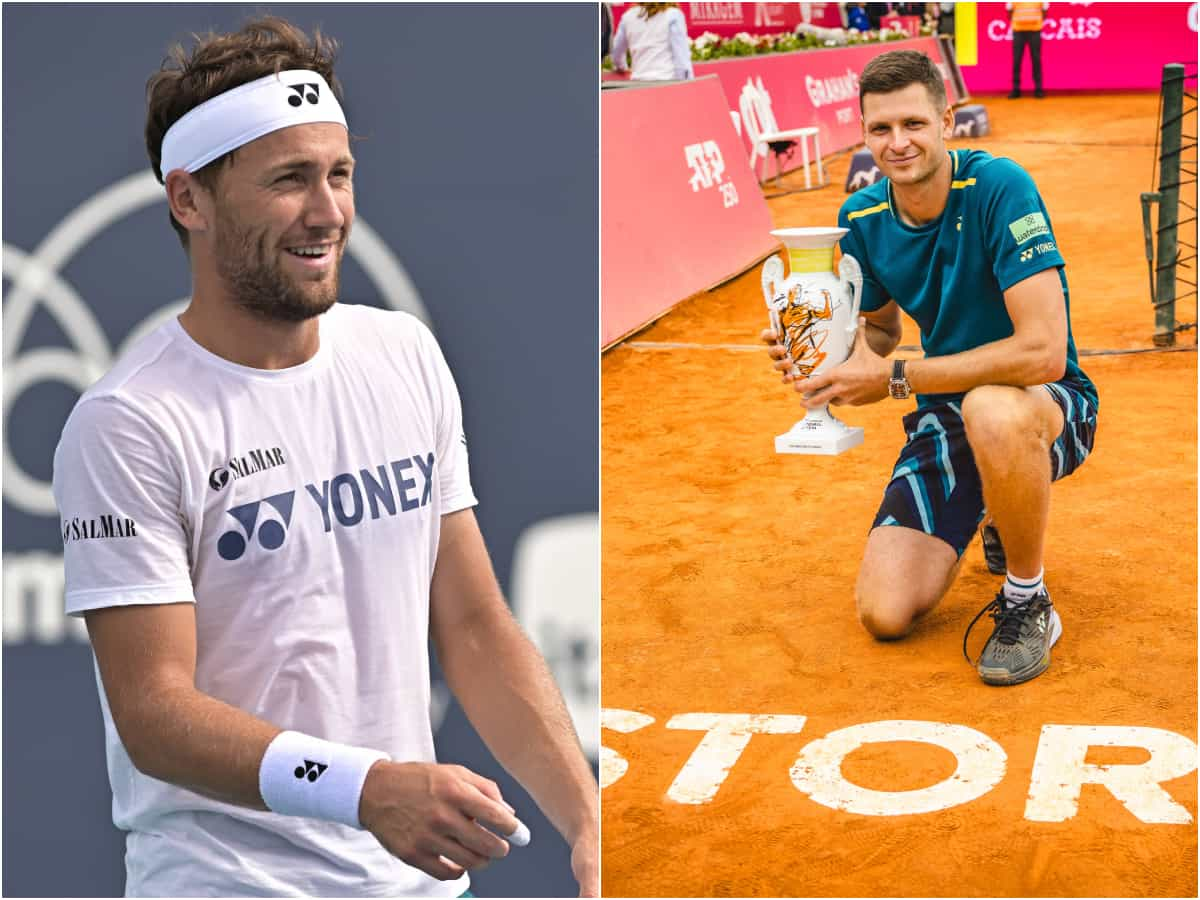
[626,341,764,352]
[623,341,1197,357]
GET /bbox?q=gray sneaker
[963,591,1062,685]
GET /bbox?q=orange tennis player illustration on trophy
[772,283,836,378]
[762,226,864,455]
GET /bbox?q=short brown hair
[145,16,343,249]
[638,4,679,19]
[858,49,947,114]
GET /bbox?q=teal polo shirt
[837,149,1097,411]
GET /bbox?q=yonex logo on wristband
[294,759,329,782]
[287,83,320,107]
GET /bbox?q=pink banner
[613,2,843,37]
[602,78,776,348]
[694,37,960,167]
[963,2,1198,93]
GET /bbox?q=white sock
[1003,569,1044,604]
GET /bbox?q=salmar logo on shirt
[209,447,288,491]
[62,513,137,543]
[1008,212,1050,245]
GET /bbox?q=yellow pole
[955,2,978,67]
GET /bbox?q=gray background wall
[2,3,598,897]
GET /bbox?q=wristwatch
[889,359,912,400]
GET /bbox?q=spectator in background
[1008,2,1049,98]
[847,3,872,32]
[919,3,940,32]
[866,3,892,30]
[937,2,956,37]
[610,3,693,82]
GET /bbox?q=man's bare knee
[856,592,917,641]
[962,385,1062,463]
[962,385,1044,449]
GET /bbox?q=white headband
[159,69,347,176]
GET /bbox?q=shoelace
[962,593,1034,665]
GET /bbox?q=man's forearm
[907,332,1065,395]
[114,682,279,809]
[438,601,598,844]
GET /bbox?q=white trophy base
[775,411,864,455]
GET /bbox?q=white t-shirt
[53,303,475,898]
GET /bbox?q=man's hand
[761,328,800,385]
[794,317,891,408]
[359,760,520,881]
[571,826,600,897]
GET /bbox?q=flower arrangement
[602,21,929,72]
[688,26,920,61]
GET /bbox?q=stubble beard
[213,208,342,324]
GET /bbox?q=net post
[1153,63,1184,347]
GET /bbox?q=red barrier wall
[962,2,1197,93]
[602,77,776,348]
[613,2,843,36]
[694,37,961,167]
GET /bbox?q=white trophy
[762,226,864,455]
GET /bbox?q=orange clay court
[601,93,1197,897]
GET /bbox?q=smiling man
[51,17,597,898]
[764,50,1098,685]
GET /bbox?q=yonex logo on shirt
[217,491,296,561]
[305,452,436,534]
[216,452,436,561]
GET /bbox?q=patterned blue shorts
[872,381,1097,556]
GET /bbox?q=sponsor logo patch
[209,446,287,491]
[62,514,138,542]
[1008,212,1050,245]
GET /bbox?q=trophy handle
[839,253,863,339]
[761,254,785,309]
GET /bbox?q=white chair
[738,76,826,193]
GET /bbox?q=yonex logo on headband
[287,83,320,107]
[160,70,347,176]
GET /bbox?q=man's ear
[942,104,955,140]
[164,170,210,236]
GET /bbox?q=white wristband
[259,730,389,829]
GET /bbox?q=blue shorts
[871,381,1097,556]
